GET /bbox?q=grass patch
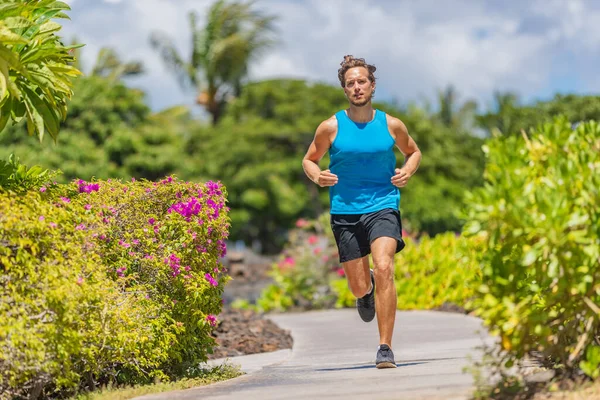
[69,362,243,400]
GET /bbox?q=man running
[302,55,422,368]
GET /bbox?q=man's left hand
[391,168,410,187]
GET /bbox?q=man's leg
[342,256,371,299]
[370,236,398,348]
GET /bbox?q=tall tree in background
[477,91,521,135]
[0,0,82,141]
[477,92,600,136]
[437,85,478,131]
[150,0,278,125]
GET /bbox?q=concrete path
[137,309,495,400]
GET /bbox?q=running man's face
[343,67,375,107]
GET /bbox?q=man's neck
[346,103,375,123]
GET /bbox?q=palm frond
[149,31,196,89]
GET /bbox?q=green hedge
[332,233,481,310]
[250,213,480,313]
[464,117,600,376]
[0,176,230,398]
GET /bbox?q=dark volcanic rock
[209,308,293,359]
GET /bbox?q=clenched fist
[391,168,410,187]
[317,169,338,187]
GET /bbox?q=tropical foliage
[0,0,81,141]
[249,214,481,313]
[464,118,600,377]
[0,174,230,398]
[150,0,278,124]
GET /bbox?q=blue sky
[62,0,600,114]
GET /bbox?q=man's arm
[387,115,422,187]
[302,116,338,187]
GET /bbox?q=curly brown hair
[337,55,377,88]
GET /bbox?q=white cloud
[59,0,600,112]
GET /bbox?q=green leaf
[0,45,24,73]
[522,249,537,266]
[39,21,61,35]
[22,95,45,141]
[0,60,7,102]
[0,98,11,132]
[21,85,60,138]
[0,24,28,44]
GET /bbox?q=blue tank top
[328,109,400,214]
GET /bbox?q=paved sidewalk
[137,309,494,400]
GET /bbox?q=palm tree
[69,40,144,82]
[437,85,477,130]
[476,91,520,136]
[90,48,143,81]
[150,0,278,125]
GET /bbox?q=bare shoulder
[317,115,338,135]
[315,114,338,143]
[385,113,408,140]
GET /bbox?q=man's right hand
[317,169,338,187]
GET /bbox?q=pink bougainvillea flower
[313,247,322,255]
[39,216,45,221]
[39,186,46,193]
[284,256,295,266]
[77,276,84,285]
[205,181,222,196]
[308,235,318,245]
[206,314,217,327]
[84,204,92,210]
[77,179,99,193]
[336,268,345,277]
[279,256,295,269]
[60,197,71,203]
[119,240,130,248]
[75,223,86,230]
[148,218,155,225]
[204,273,218,286]
[49,222,57,228]
[295,218,308,228]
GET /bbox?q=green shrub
[463,117,600,375]
[254,213,343,312]
[332,233,481,310]
[0,153,58,194]
[0,176,230,398]
[254,213,479,313]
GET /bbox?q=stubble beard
[349,93,372,107]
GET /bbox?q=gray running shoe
[376,344,397,369]
[356,269,375,322]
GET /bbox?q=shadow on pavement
[316,361,428,371]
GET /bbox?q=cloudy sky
[62,0,600,113]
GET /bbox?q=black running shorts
[330,208,406,263]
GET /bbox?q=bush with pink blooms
[0,176,230,398]
[252,212,344,312]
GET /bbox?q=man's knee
[348,279,371,298]
[373,258,395,281]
